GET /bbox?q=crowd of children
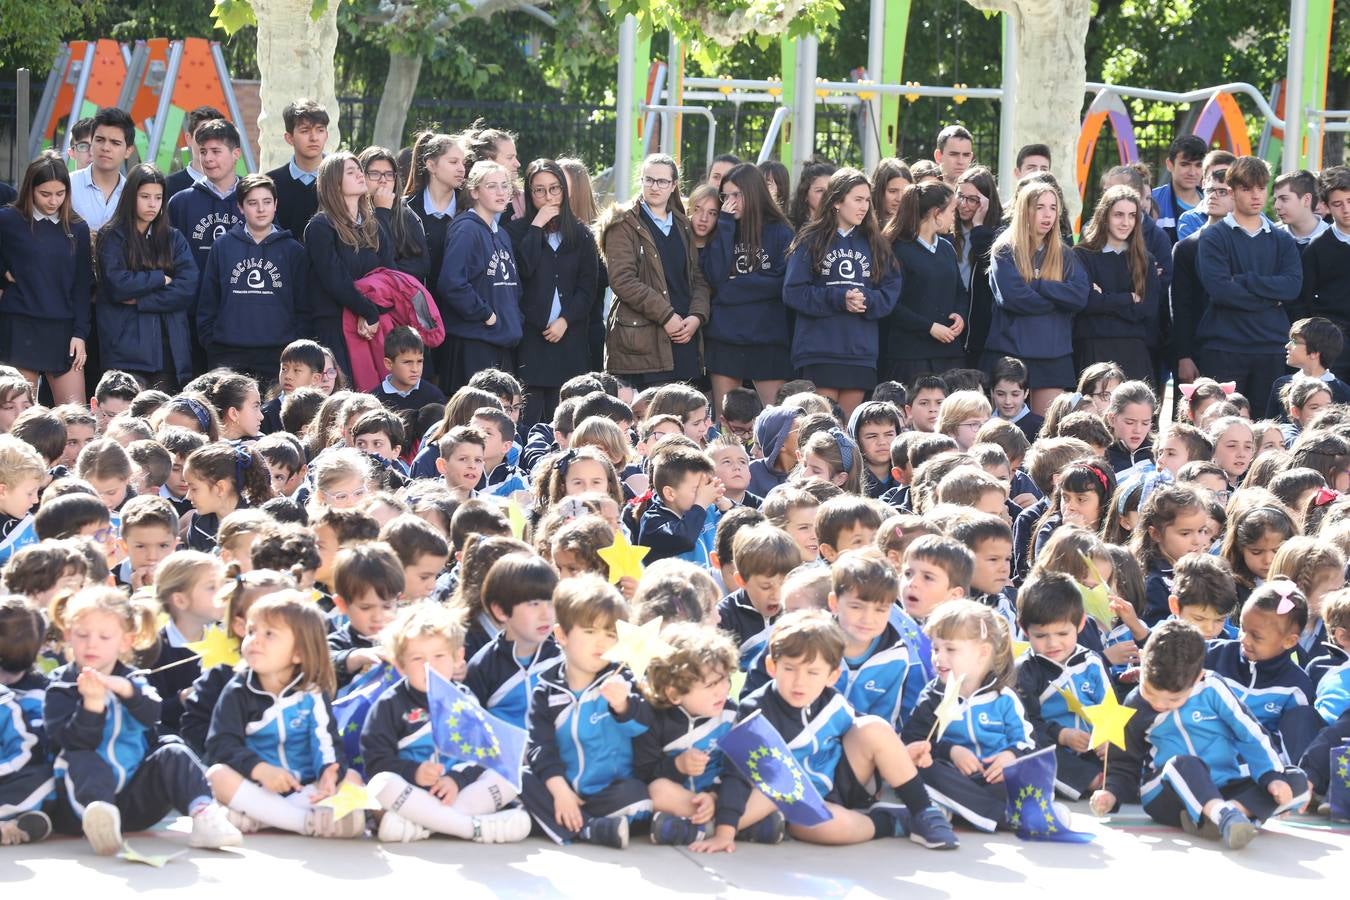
[0,106,1349,860]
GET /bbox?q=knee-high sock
[229,780,309,834]
[454,771,517,816]
[369,772,475,839]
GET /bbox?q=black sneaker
[737,810,786,844]
[1217,806,1256,850]
[581,815,629,850]
[17,810,52,843]
[649,811,705,845]
[909,807,960,850]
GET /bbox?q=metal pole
[614,15,637,204]
[1284,0,1308,171]
[64,42,97,155]
[16,68,30,182]
[864,0,885,175]
[146,40,184,172]
[793,36,818,178]
[998,12,1018,194]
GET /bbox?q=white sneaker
[82,801,123,856]
[189,803,244,849]
[471,808,532,844]
[225,808,263,833]
[377,811,431,843]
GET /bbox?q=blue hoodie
[701,213,793,346]
[985,243,1090,361]
[197,223,308,349]
[95,224,200,375]
[783,228,900,370]
[902,674,1037,761]
[167,180,243,272]
[205,669,344,784]
[437,210,523,348]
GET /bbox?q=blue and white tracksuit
[0,681,52,819]
[1204,641,1322,762]
[205,669,344,785]
[464,635,562,730]
[1014,646,1113,798]
[633,704,736,793]
[716,589,779,673]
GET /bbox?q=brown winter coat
[598,201,710,375]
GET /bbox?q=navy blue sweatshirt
[95,224,199,381]
[888,235,966,360]
[328,622,377,691]
[0,208,92,336]
[437,210,523,347]
[375,206,431,284]
[1197,217,1303,353]
[701,213,793,346]
[1072,245,1162,344]
[1293,226,1350,371]
[636,494,712,563]
[303,212,393,325]
[960,223,998,359]
[782,228,900,369]
[505,218,598,334]
[986,243,1090,360]
[266,163,319,244]
[1168,228,1211,362]
[167,180,243,272]
[197,223,308,349]
[407,191,457,293]
[180,662,235,756]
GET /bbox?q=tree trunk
[252,0,344,170]
[968,0,1091,221]
[372,51,423,151]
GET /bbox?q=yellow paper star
[186,625,241,670]
[1012,640,1032,659]
[120,843,184,867]
[1083,687,1136,751]
[1057,687,1090,722]
[602,616,672,678]
[930,673,966,741]
[507,498,528,540]
[1077,554,1115,626]
[729,671,747,702]
[597,530,649,584]
[316,780,381,821]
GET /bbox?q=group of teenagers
[0,100,1347,862]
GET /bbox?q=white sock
[230,780,309,834]
[369,772,475,839]
[1205,801,1237,826]
[453,771,517,816]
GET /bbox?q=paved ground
[3,806,1347,898]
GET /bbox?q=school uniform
[179,662,235,757]
[901,674,1037,831]
[981,244,1090,390]
[0,208,92,374]
[862,468,898,499]
[205,669,345,784]
[958,222,998,368]
[186,510,222,553]
[521,659,653,843]
[883,234,968,383]
[1168,226,1212,371]
[1305,642,1347,691]
[1100,673,1309,826]
[1278,219,1330,249]
[1264,369,1350,420]
[999,407,1043,444]
[168,179,243,276]
[1314,657,1350,725]
[303,211,395,377]
[146,621,203,737]
[701,213,794,381]
[1176,208,1209,242]
[0,512,38,567]
[68,166,123,232]
[328,622,381,692]
[1012,497,1050,582]
[45,662,212,834]
[197,223,309,379]
[437,210,523,390]
[1292,224,1350,376]
[374,205,431,284]
[716,588,780,673]
[0,682,53,821]
[1014,646,1113,799]
[973,588,1021,639]
[1152,182,1199,242]
[783,227,900,390]
[1196,214,1303,410]
[372,375,447,418]
[636,495,721,567]
[266,159,320,243]
[359,679,484,792]
[1106,438,1153,474]
[1205,640,1323,763]
[462,610,502,665]
[632,704,736,793]
[1072,245,1162,384]
[464,634,562,730]
[260,395,284,435]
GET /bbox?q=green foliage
[611,0,843,53]
[0,0,100,71]
[210,0,330,35]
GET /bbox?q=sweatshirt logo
[589,710,610,726]
[487,248,518,288]
[733,245,772,276]
[976,711,1001,727]
[229,257,285,294]
[192,212,242,247]
[819,246,871,284]
[1190,711,1216,723]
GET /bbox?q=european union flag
[720,710,832,827]
[1002,747,1094,843]
[332,662,400,776]
[426,665,527,791]
[1330,741,1350,822]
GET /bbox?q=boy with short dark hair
[1152,134,1208,240]
[374,326,447,414]
[1272,169,1328,247]
[1093,620,1309,849]
[351,409,407,467]
[1196,155,1304,410]
[165,105,228,197]
[378,514,449,603]
[168,118,244,273]
[1171,166,1234,385]
[638,447,726,566]
[522,576,652,849]
[849,400,902,498]
[989,356,1043,443]
[949,513,1018,634]
[934,124,974,185]
[1296,166,1350,377]
[117,495,179,590]
[898,535,971,629]
[1013,571,1112,800]
[263,339,328,433]
[91,371,141,432]
[1013,144,1051,179]
[157,426,207,517]
[720,387,762,447]
[266,98,330,242]
[1174,150,1235,240]
[705,609,958,852]
[1266,317,1350,418]
[717,524,799,671]
[1166,552,1237,640]
[905,375,947,433]
[471,408,526,496]
[436,426,487,499]
[67,116,95,169]
[815,496,886,563]
[329,542,404,689]
[70,107,135,231]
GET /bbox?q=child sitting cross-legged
[520,575,654,849]
[1093,620,1310,849]
[633,623,742,846]
[1013,571,1113,800]
[700,609,958,853]
[362,603,532,844]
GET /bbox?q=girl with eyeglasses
[359,146,430,284]
[437,160,523,391]
[506,159,599,427]
[701,163,794,413]
[600,154,710,386]
[952,166,1003,368]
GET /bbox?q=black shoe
[737,810,786,844]
[649,811,705,845]
[581,815,629,849]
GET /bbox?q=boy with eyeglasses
[1171,168,1234,386]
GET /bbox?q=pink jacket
[343,267,446,392]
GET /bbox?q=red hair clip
[1314,487,1340,507]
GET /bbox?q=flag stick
[135,652,201,677]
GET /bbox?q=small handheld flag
[597,530,649,584]
[720,710,831,827]
[427,665,527,791]
[1330,741,1350,822]
[603,616,672,679]
[926,673,966,743]
[332,662,400,776]
[1003,747,1094,843]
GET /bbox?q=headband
[828,427,856,473]
[1115,460,1172,514]
[552,448,577,479]
[178,397,211,432]
[1314,487,1340,508]
[233,444,252,490]
[1073,462,1110,492]
[1178,381,1237,401]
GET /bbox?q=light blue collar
[288,158,319,185]
[381,375,419,397]
[641,201,673,236]
[1333,224,1350,246]
[837,225,856,237]
[916,234,939,253]
[1223,212,1271,235]
[422,186,456,218]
